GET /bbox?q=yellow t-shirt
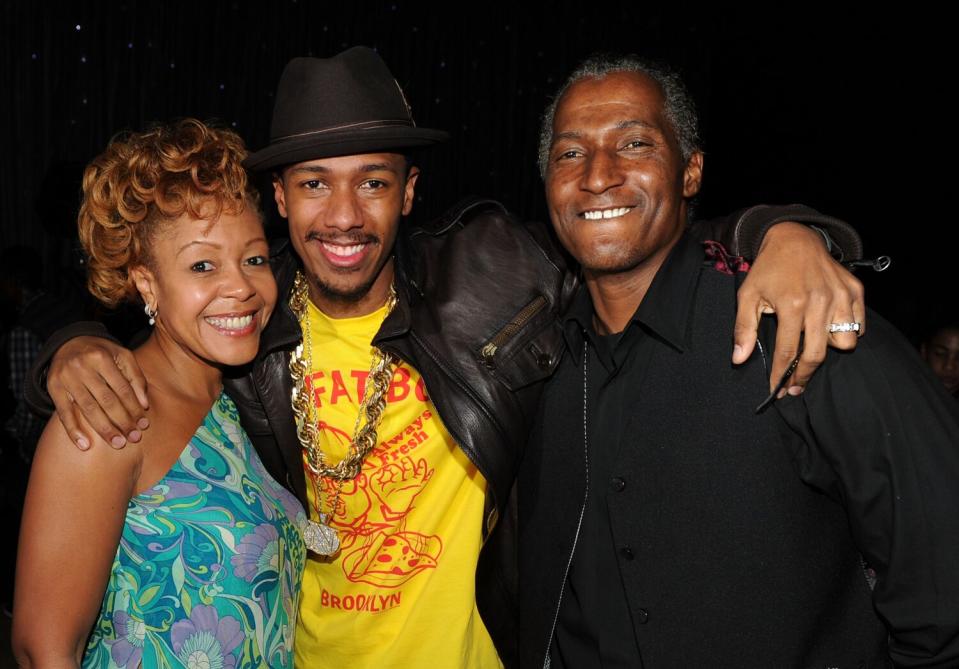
[295,301,502,669]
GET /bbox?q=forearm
[13,570,98,669]
[689,203,862,262]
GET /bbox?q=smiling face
[544,70,703,278]
[273,152,419,318]
[132,203,276,369]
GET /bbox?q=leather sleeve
[24,321,119,417]
[689,204,863,262]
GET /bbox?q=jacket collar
[374,228,416,343]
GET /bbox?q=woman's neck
[133,330,223,406]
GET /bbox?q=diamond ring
[828,322,861,333]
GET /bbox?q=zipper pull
[481,342,497,368]
[845,255,891,272]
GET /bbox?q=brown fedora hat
[244,46,448,171]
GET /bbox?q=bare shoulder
[31,414,142,496]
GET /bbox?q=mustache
[305,231,379,245]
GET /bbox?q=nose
[221,262,257,301]
[325,186,363,232]
[945,353,959,372]
[581,149,625,194]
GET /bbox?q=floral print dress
[81,393,306,668]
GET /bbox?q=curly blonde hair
[78,118,260,307]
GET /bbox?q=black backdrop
[0,2,944,339]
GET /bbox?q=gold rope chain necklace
[288,270,397,555]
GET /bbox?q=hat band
[272,119,416,142]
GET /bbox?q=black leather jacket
[228,199,571,526]
[26,197,860,666]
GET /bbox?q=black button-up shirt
[550,234,702,669]
[537,231,959,668]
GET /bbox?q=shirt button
[610,477,626,492]
[620,546,634,560]
[635,608,649,624]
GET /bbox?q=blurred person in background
[0,245,82,616]
[921,322,959,399]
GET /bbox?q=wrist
[758,221,822,255]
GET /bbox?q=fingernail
[76,436,89,450]
[787,385,804,396]
[733,344,744,360]
[776,388,787,399]
[137,418,150,430]
[111,435,126,448]
[129,430,142,442]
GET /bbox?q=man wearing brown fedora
[31,46,869,667]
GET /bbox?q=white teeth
[583,207,632,220]
[322,242,365,257]
[206,314,254,331]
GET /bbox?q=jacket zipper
[380,296,548,538]
[481,295,548,367]
[542,344,590,668]
[388,330,511,533]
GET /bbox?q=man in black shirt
[519,55,959,668]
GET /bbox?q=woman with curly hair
[12,119,305,668]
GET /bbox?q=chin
[315,275,379,304]
[211,348,260,367]
[201,335,262,367]
[579,251,645,275]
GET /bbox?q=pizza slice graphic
[343,531,443,588]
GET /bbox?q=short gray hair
[537,54,701,179]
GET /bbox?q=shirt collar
[562,231,705,361]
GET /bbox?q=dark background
[0,2,945,340]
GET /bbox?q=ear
[401,166,420,217]
[272,173,289,219]
[130,265,158,312]
[682,151,704,199]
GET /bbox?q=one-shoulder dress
[80,393,306,668]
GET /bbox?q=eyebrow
[553,119,660,144]
[617,119,657,129]
[176,240,220,256]
[286,162,395,175]
[175,236,268,257]
[359,162,393,173]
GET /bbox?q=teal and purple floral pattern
[81,394,306,668]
